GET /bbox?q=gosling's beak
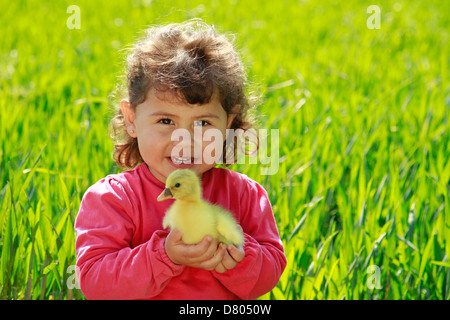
[157,188,173,201]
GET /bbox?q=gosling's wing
[162,206,175,229]
[214,206,244,246]
[176,201,218,244]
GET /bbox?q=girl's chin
[147,157,214,183]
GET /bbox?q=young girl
[75,19,286,300]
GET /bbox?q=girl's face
[121,88,236,183]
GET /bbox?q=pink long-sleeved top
[75,163,286,300]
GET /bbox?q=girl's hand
[165,228,226,270]
[214,244,245,273]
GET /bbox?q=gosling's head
[157,169,201,201]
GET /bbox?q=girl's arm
[211,179,287,300]
[75,178,185,300]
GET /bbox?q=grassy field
[1,0,449,300]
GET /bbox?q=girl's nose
[170,126,202,157]
[172,122,206,143]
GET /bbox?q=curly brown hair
[110,19,259,169]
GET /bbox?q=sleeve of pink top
[211,179,287,300]
[74,178,185,300]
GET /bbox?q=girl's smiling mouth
[171,156,193,164]
[167,156,196,169]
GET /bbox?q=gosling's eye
[174,183,181,188]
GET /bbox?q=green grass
[1,0,449,300]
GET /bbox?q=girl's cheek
[137,131,170,152]
[149,126,173,139]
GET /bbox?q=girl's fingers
[187,236,217,263]
[169,228,184,242]
[213,245,244,272]
[201,243,226,270]
[219,249,236,270]
[215,261,227,273]
[227,244,245,262]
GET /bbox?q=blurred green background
[1,0,449,299]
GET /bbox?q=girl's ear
[120,99,137,138]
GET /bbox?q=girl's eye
[194,120,210,127]
[159,118,174,125]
